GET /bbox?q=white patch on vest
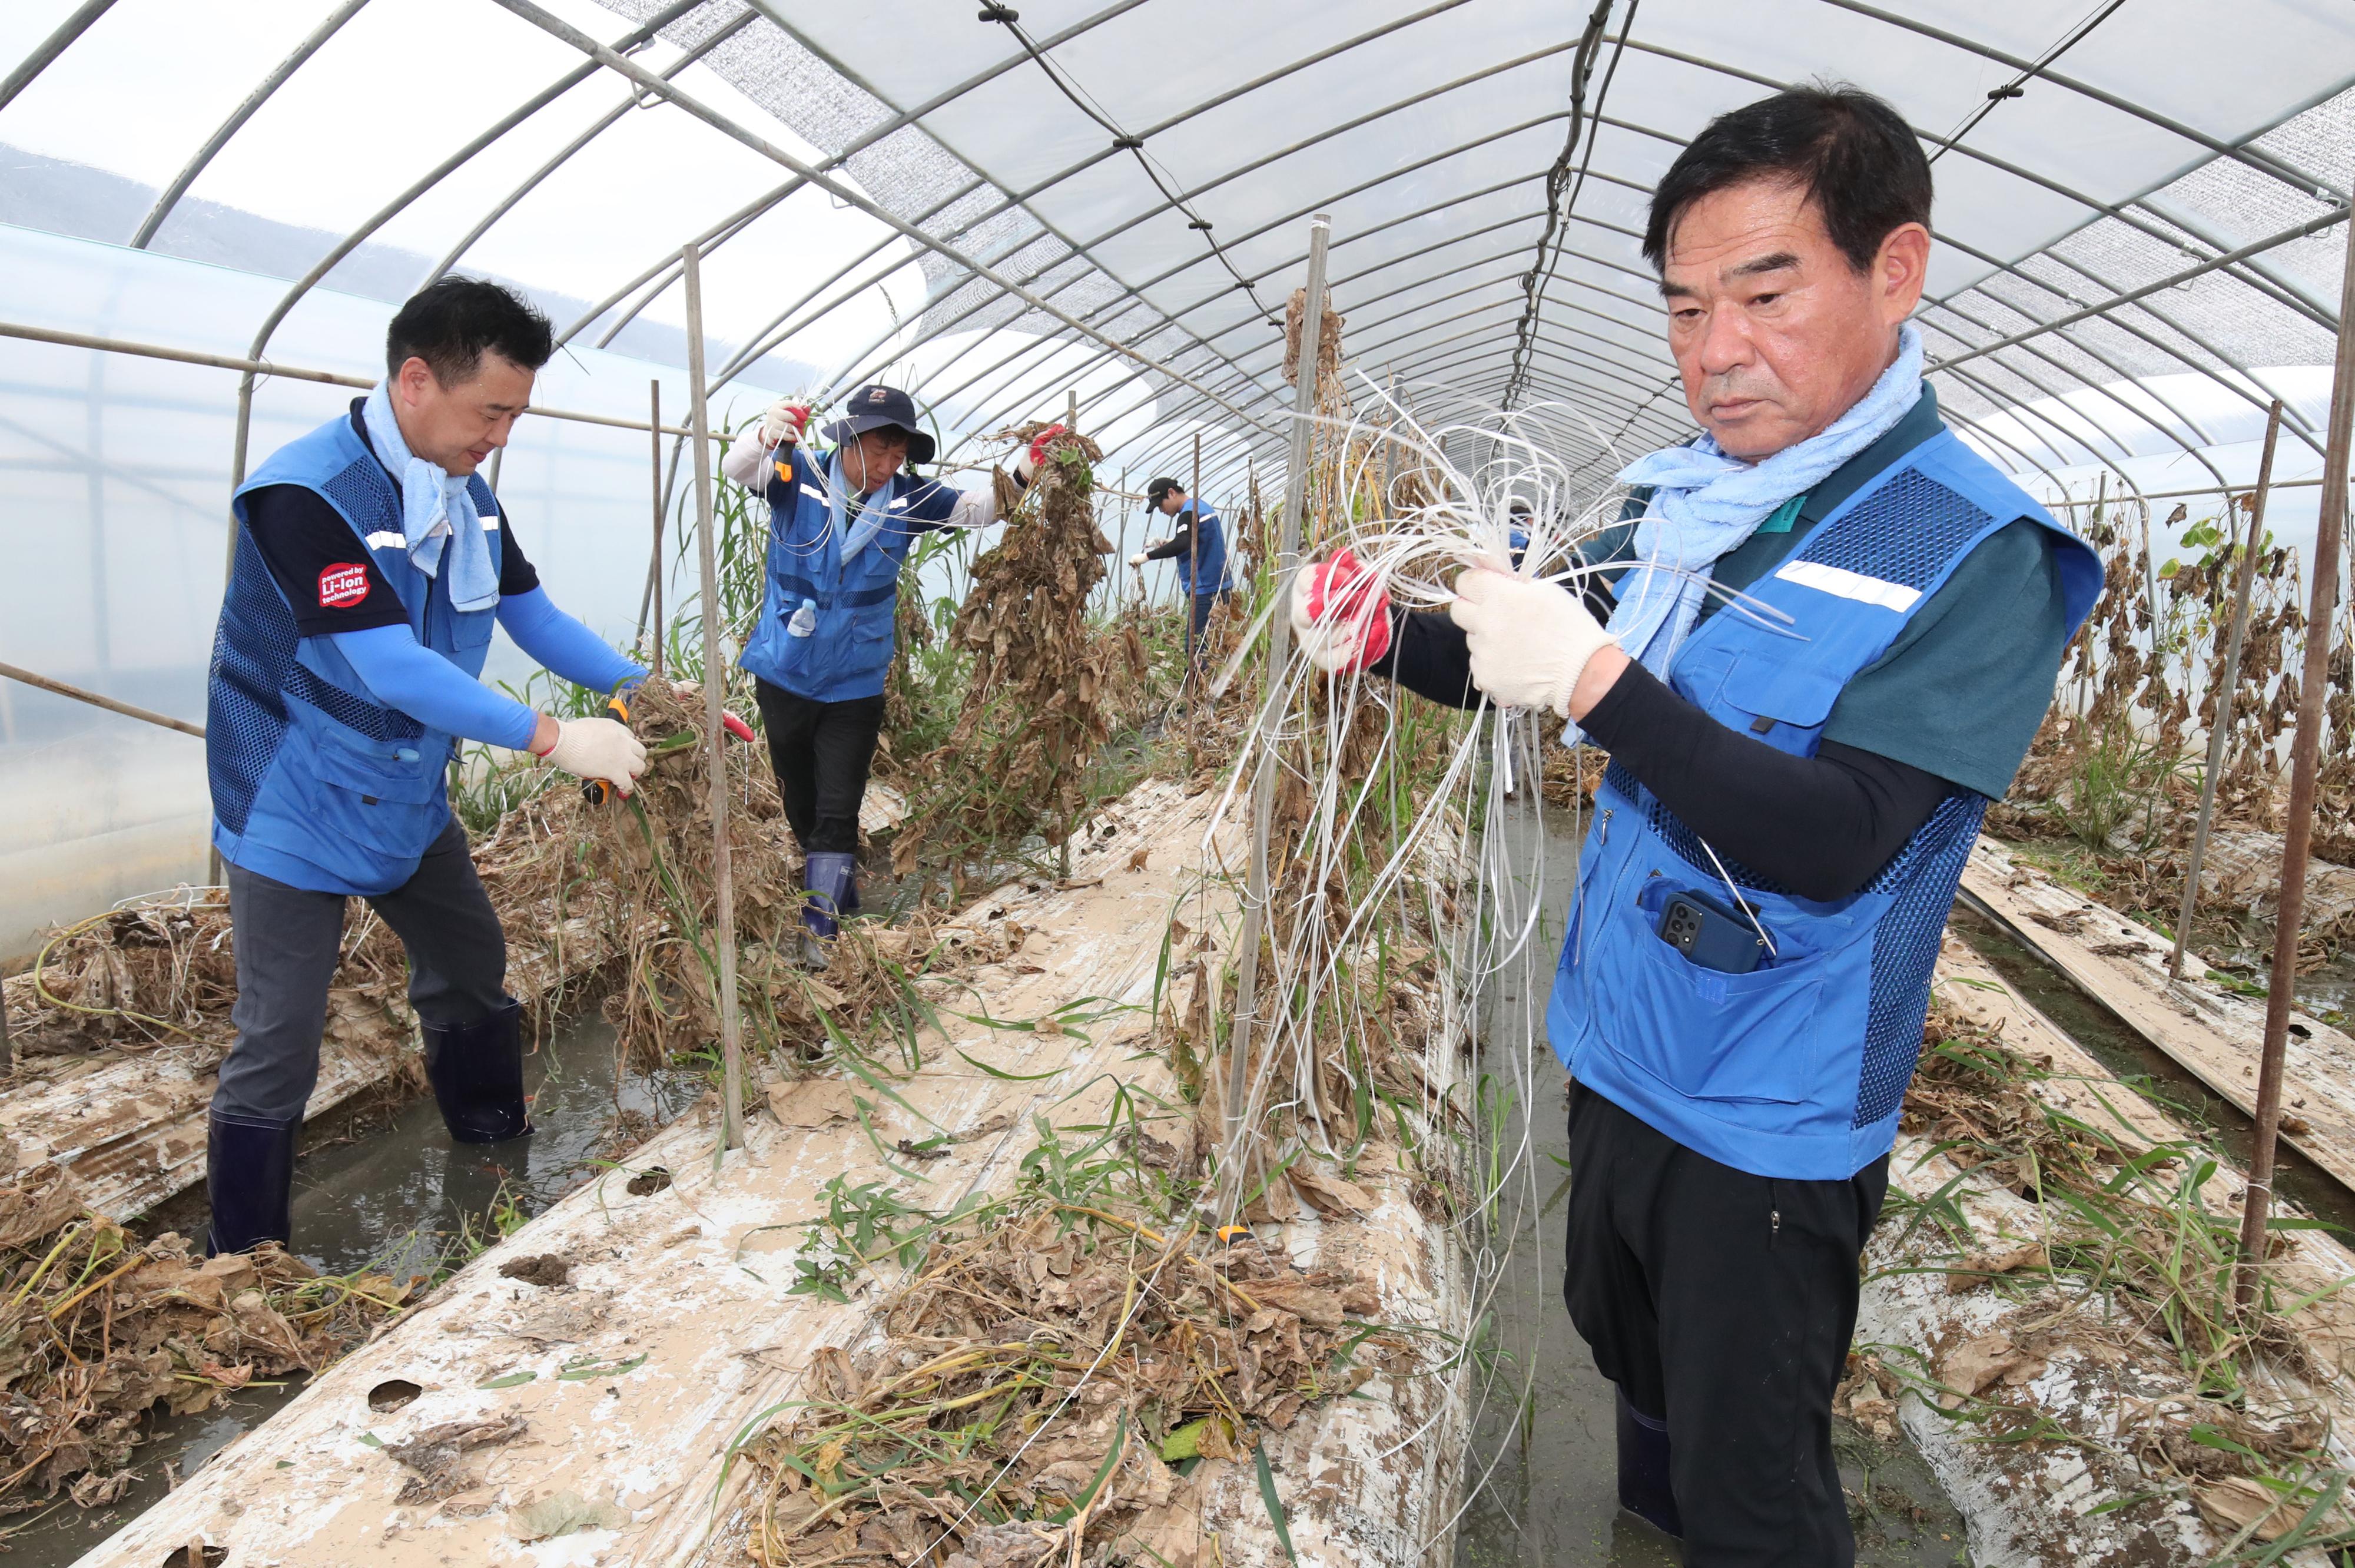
[1772,559,1921,613]
[363,530,406,551]
[481,513,500,530]
[798,484,828,503]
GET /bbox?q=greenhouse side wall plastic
[0,224,780,965]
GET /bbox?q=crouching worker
[205,278,651,1255]
[1126,477,1235,684]
[1292,88,2101,1564]
[721,385,1060,959]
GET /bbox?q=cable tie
[1986,84,2025,101]
[1188,219,1215,231]
[1112,134,1143,151]
[977,4,1019,21]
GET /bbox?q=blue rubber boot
[802,851,857,940]
[205,1108,298,1256]
[421,998,533,1145]
[1616,1389,1683,1539]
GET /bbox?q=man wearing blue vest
[1127,478,1235,684]
[1292,87,2099,1562]
[207,277,652,1255]
[722,387,1060,956]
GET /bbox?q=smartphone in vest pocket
[1656,889,1769,974]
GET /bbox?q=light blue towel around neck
[1606,321,1926,678]
[360,382,500,615]
[832,449,891,565]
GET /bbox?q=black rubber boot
[1616,1388,1683,1539]
[205,1108,299,1257]
[421,998,533,1145]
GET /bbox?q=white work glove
[542,717,649,797]
[1290,549,1392,674]
[1448,568,1616,717]
[1127,552,1149,568]
[760,399,811,449]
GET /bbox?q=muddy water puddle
[11,1012,697,1566]
[1452,806,1966,1566]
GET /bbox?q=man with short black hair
[207,276,652,1254]
[1293,85,2101,1562]
[1127,478,1235,682]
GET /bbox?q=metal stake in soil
[2170,398,2282,981]
[1223,211,1332,1171]
[682,241,746,1153]
[2237,202,2355,1304]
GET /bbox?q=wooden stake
[2237,205,2355,1306]
[638,379,668,675]
[2170,399,2281,980]
[682,243,745,1153]
[1223,213,1332,1171]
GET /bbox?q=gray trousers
[217,817,509,1123]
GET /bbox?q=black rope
[1927,0,2128,164]
[1498,0,1627,413]
[981,6,1276,331]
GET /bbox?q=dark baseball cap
[820,383,936,465]
[1146,476,1186,505]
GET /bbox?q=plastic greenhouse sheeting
[1,0,2351,959]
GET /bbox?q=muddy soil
[0,1013,694,1564]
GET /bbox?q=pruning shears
[581,692,758,805]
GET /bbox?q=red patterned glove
[720,711,756,744]
[1014,422,1069,485]
[1290,548,1394,674]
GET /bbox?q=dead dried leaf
[766,1078,858,1129]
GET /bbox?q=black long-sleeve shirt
[1369,602,1950,901]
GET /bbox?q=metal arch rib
[1601,43,2341,334]
[239,0,710,366]
[420,6,757,288]
[1814,0,2351,205]
[132,0,371,250]
[565,0,1154,356]
[489,0,1273,432]
[734,1,1282,415]
[0,0,115,116]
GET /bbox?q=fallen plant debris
[895,423,1147,880]
[1849,996,2355,1559]
[0,1213,410,1510]
[739,1199,1404,1568]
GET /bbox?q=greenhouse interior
[3,1,2355,1563]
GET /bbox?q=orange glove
[1289,548,1394,673]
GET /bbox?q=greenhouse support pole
[683,243,746,1155]
[1189,431,1203,681]
[0,661,205,740]
[638,379,666,676]
[1223,213,1331,1161]
[2237,207,2355,1306]
[2170,398,2283,982]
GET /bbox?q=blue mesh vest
[1178,503,1230,595]
[208,413,503,896]
[1547,428,2101,1179]
[739,446,925,703]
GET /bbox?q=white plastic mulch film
[1,0,2350,970]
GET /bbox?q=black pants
[754,679,885,854]
[217,817,510,1123]
[1563,1081,1888,1566]
[1184,588,1228,684]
